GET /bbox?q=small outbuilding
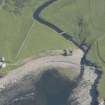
[0,57,6,69]
[63,49,73,56]
[0,62,6,68]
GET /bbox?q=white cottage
[0,57,6,68]
[0,62,6,68]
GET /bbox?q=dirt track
[0,49,83,92]
[0,49,98,105]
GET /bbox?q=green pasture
[42,0,105,44]
[0,0,75,74]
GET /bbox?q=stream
[33,0,102,105]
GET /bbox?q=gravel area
[69,66,97,105]
[0,49,83,92]
[0,49,98,105]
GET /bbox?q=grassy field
[42,0,105,45]
[0,0,75,74]
[42,0,105,99]
[16,21,75,60]
[1,0,105,101]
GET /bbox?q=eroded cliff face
[0,65,98,105]
[0,68,78,105]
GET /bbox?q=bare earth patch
[0,49,83,91]
[0,49,98,105]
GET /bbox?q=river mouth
[0,68,78,105]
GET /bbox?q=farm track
[16,22,33,58]
[33,0,102,105]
